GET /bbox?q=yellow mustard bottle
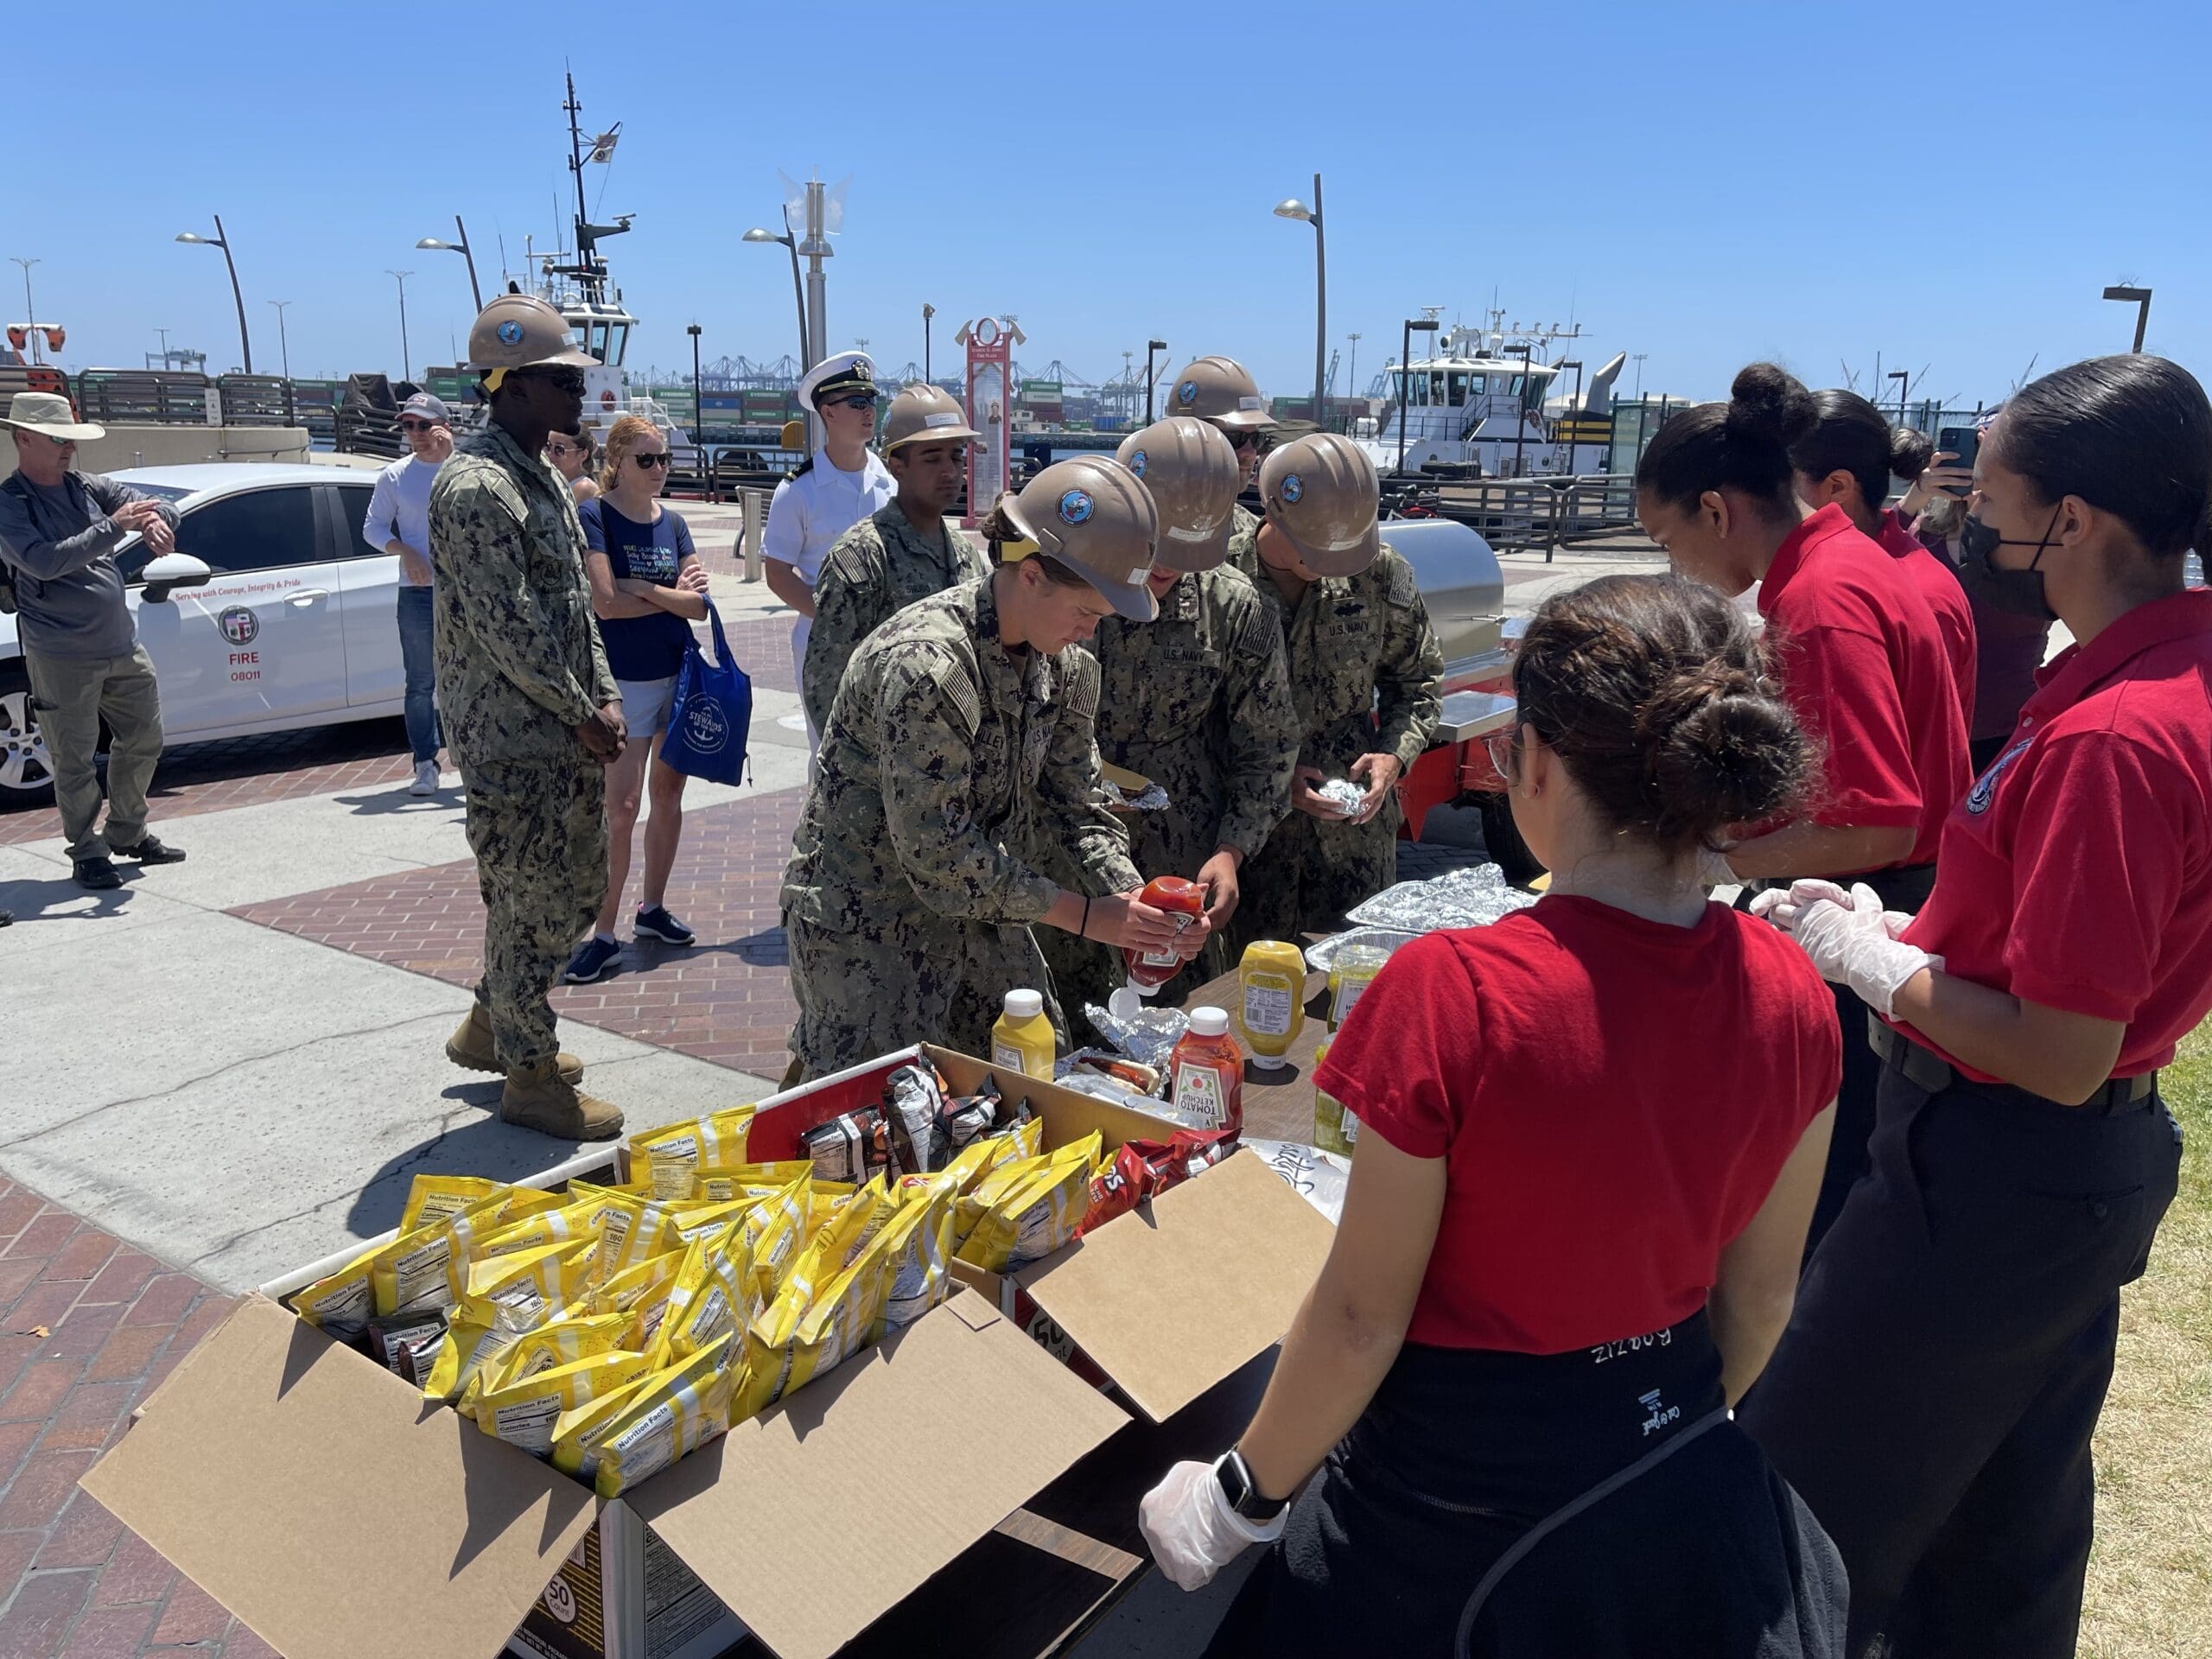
[1312,1039,1362,1156]
[990,988,1056,1080]
[1237,940,1306,1071]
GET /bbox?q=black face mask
[1958,505,2063,621]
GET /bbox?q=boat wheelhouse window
[1428,372,1447,404]
[603,323,629,365]
[1447,372,1470,404]
[1465,373,1487,395]
[1502,374,1525,397]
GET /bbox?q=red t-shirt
[1316,899,1840,1354]
[1758,504,1971,868]
[1877,507,1977,722]
[1898,589,2212,1080]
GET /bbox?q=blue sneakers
[563,935,623,983]
[633,905,696,946]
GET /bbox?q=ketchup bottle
[1122,875,1205,994]
[1167,1007,1246,1135]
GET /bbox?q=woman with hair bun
[1746,354,2209,1657]
[1789,391,1976,716]
[1637,364,1970,1257]
[1141,574,1847,1658]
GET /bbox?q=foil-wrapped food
[1302,926,1421,973]
[1345,861,1538,934]
[1099,775,1172,813]
[1081,1001,1189,1071]
[1313,778,1368,817]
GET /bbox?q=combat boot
[447,1002,582,1084]
[499,1063,624,1141]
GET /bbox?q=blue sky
[16,1,2202,409]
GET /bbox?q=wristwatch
[1215,1448,1289,1522]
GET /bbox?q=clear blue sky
[16,0,2202,409]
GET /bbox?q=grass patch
[2081,1020,2212,1656]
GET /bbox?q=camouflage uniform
[1036,563,1300,1020]
[429,423,617,1073]
[781,576,1138,1076]
[801,502,991,735]
[1232,540,1444,946]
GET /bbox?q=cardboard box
[80,1045,1334,1659]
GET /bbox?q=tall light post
[743,213,810,374]
[1512,342,1535,479]
[1274,175,1326,425]
[1887,368,1909,424]
[2102,283,2152,352]
[686,321,702,437]
[923,302,935,381]
[1346,333,1362,419]
[415,215,483,312]
[1145,339,1166,422]
[1396,316,1440,477]
[1631,352,1649,400]
[268,300,293,379]
[385,270,414,381]
[175,216,252,372]
[8,257,39,364]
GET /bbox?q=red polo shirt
[1897,588,2212,1080]
[1877,507,1977,722]
[1758,504,1971,868]
[1317,899,1840,1354]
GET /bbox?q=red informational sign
[960,316,1018,528]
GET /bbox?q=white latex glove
[1747,878,1852,931]
[1764,881,1942,1017]
[1139,1457,1287,1592]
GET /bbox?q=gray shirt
[0,470,180,661]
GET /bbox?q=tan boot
[447,1002,582,1084]
[499,1063,625,1141]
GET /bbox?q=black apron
[1204,1313,1847,1658]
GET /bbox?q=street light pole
[1346,333,1361,416]
[1274,175,1326,426]
[175,216,252,372]
[8,258,39,364]
[1145,339,1166,422]
[386,270,414,381]
[2102,284,2152,352]
[923,303,935,382]
[743,212,810,384]
[268,301,292,380]
[1513,342,1534,479]
[416,216,483,312]
[1632,353,1648,400]
[1397,316,1440,477]
[1887,369,1909,425]
[686,321,702,440]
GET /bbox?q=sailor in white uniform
[762,351,896,754]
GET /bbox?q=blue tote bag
[658,599,753,785]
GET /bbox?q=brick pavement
[231,788,807,1081]
[0,719,416,849]
[0,1178,274,1659]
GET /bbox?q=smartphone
[1934,425,1979,493]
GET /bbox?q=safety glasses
[514,367,588,397]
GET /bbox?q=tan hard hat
[467,293,597,373]
[1001,457,1160,622]
[1115,417,1243,571]
[1260,432,1382,577]
[1164,355,1275,431]
[880,383,982,454]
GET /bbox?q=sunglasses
[398,418,439,433]
[826,393,878,412]
[632,452,671,469]
[514,367,588,396]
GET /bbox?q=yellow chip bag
[591,1251,684,1319]
[477,1349,652,1455]
[467,1238,597,1335]
[369,1195,506,1316]
[397,1174,502,1235]
[422,1302,513,1414]
[473,1198,602,1262]
[739,1175,813,1304]
[667,1198,756,1246]
[690,1161,814,1204]
[631,1107,758,1202]
[568,1177,655,1203]
[876,1186,956,1332]
[294,1242,381,1342]
[592,1335,737,1498]
[598,1197,683,1283]
[550,1372,656,1480]
[654,1228,757,1369]
[741,1221,898,1416]
[495,1186,570,1224]
[970,1150,1049,1211]
[956,1135,1102,1273]
[614,1254,690,1356]
[480,1312,631,1395]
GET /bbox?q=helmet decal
[1281,473,1304,504]
[496,320,524,345]
[1058,488,1094,525]
[1129,448,1147,477]
[1176,379,1198,406]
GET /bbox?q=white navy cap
[798,350,878,408]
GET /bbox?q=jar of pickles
[1325,944,1390,1031]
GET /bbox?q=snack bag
[876,1187,956,1332]
[397,1174,502,1235]
[593,1194,683,1284]
[881,1063,950,1174]
[632,1107,758,1203]
[567,1177,655,1203]
[957,1135,1103,1272]
[1077,1151,1145,1237]
[799,1106,893,1185]
[1170,1126,1239,1180]
[477,1349,652,1456]
[366,1307,449,1387]
[667,1197,757,1247]
[422,1304,513,1414]
[369,1195,506,1317]
[690,1160,815,1204]
[294,1242,381,1343]
[614,1255,690,1357]
[591,1251,685,1321]
[472,1198,602,1262]
[1002,1116,1046,1163]
[653,1227,758,1369]
[741,1226,897,1418]
[481,1312,632,1394]
[937,1078,1004,1152]
[494,1186,571,1225]
[739,1174,813,1305]
[468,1237,597,1335]
[549,1372,655,1481]
[591,1335,738,1498]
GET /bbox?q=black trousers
[1740,1058,2182,1657]
[1800,862,1938,1263]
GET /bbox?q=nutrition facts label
[493,1394,563,1452]
[1243,982,1294,1037]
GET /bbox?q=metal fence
[1422,474,1644,561]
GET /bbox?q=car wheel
[1474,791,1544,887]
[0,664,56,804]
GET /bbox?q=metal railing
[1417,474,1644,561]
[74,370,213,425]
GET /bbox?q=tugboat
[1365,311,1624,480]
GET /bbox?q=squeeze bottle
[1122,876,1205,994]
[1167,1007,1245,1135]
[991,988,1056,1080]
[1236,940,1306,1070]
